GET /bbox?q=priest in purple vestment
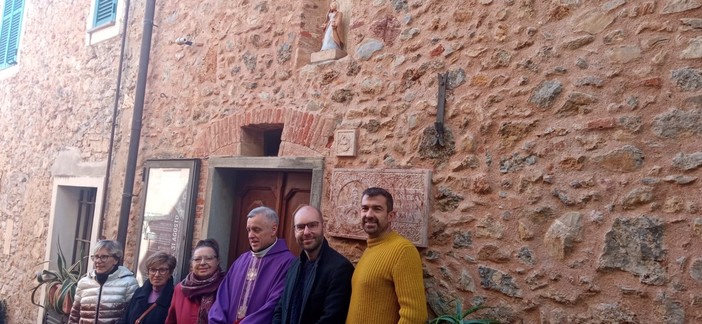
[209,206,295,324]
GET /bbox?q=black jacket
[272,239,355,324]
[119,277,174,324]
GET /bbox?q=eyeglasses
[294,221,321,233]
[191,256,217,263]
[148,268,171,275]
[91,254,114,262]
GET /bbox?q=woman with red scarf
[165,239,225,324]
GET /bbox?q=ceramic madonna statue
[320,1,344,50]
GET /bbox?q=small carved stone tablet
[335,129,357,156]
[328,168,431,247]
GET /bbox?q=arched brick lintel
[194,108,336,156]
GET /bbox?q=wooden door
[228,170,311,265]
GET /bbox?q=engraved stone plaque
[335,129,358,157]
[328,169,431,247]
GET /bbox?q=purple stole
[236,256,263,320]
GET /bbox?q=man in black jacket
[273,205,354,324]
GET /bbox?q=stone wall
[0,0,134,322]
[1,0,701,322]
[135,0,702,322]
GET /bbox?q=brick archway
[194,108,336,157]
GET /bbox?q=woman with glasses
[69,240,139,324]
[120,252,177,324]
[165,239,225,324]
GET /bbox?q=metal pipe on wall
[100,0,133,240]
[117,0,157,247]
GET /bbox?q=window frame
[86,0,122,46]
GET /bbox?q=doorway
[229,170,310,260]
[203,157,324,267]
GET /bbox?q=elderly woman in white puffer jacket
[68,240,139,324]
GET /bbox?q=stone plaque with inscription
[328,169,431,247]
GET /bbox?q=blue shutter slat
[0,17,9,65]
[2,0,11,16]
[0,0,22,67]
[6,8,20,63]
[93,0,116,27]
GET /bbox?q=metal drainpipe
[100,0,133,239]
[117,0,157,247]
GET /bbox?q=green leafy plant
[30,242,85,315]
[429,301,499,324]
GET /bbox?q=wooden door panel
[281,171,312,256]
[234,187,275,259]
[230,172,281,264]
[230,170,312,263]
[281,188,310,257]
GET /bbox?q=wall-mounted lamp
[174,37,203,46]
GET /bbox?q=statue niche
[311,1,347,63]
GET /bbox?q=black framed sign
[134,159,199,284]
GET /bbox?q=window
[87,0,121,45]
[44,185,97,324]
[241,124,284,156]
[0,0,24,69]
[72,188,96,275]
[92,0,116,28]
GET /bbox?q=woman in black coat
[120,252,177,324]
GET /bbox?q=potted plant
[30,242,85,316]
[429,301,499,324]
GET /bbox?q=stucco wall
[1,0,701,322]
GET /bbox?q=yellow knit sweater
[346,231,428,324]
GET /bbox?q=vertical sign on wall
[135,160,199,284]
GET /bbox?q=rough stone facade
[0,1,132,322]
[1,0,701,323]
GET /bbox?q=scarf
[180,268,225,324]
[95,265,119,285]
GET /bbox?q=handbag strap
[135,303,158,324]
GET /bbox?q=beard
[362,217,388,236]
[298,234,322,253]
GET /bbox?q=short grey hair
[247,206,279,225]
[91,240,124,263]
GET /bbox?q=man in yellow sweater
[346,187,428,324]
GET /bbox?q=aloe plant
[30,241,85,315]
[429,301,499,324]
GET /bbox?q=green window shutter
[0,0,23,68]
[0,8,9,66]
[93,0,116,27]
